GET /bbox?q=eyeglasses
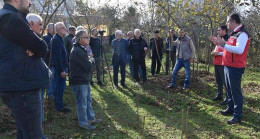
[82,37,89,39]
[59,27,66,30]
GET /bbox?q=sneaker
[167,84,175,89]
[79,124,96,130]
[89,118,102,125]
[182,86,189,90]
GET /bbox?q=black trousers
[133,58,147,82]
[165,50,176,74]
[214,65,228,99]
[151,53,162,75]
[113,54,126,85]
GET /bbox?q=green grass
[0,58,260,139]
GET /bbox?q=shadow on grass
[91,85,156,138]
[119,71,252,138]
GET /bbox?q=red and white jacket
[213,34,229,65]
[222,25,250,68]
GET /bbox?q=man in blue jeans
[51,22,71,113]
[0,0,49,138]
[210,13,250,124]
[70,30,102,130]
[167,29,195,90]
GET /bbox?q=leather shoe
[57,107,71,113]
[227,117,241,125]
[121,84,127,88]
[220,100,228,105]
[97,81,104,86]
[212,96,223,101]
[167,85,175,89]
[219,109,233,116]
[114,84,119,89]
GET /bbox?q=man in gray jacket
[167,28,195,90]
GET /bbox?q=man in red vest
[210,13,250,124]
[211,25,229,105]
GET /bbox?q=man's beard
[19,1,31,15]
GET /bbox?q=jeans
[70,84,95,126]
[1,89,43,139]
[113,54,126,85]
[224,66,245,119]
[48,67,56,98]
[52,67,66,110]
[171,58,191,87]
[214,65,228,99]
[165,50,176,74]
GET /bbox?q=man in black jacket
[89,28,103,86]
[150,30,164,75]
[70,30,101,130]
[128,29,148,82]
[0,1,48,138]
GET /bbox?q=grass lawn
[0,58,259,139]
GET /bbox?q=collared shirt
[113,39,123,55]
[224,25,249,54]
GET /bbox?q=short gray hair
[26,13,42,24]
[54,22,65,32]
[134,29,141,35]
[76,26,85,32]
[127,31,133,35]
[47,23,54,31]
[115,30,122,35]
[75,30,87,43]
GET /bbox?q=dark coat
[0,4,49,91]
[69,43,93,85]
[51,34,69,73]
[128,37,148,62]
[42,33,53,66]
[63,34,74,58]
[89,37,102,58]
[149,37,163,57]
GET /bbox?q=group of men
[0,0,250,138]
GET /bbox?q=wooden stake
[185,106,190,138]
[142,116,146,139]
[181,109,184,139]
[165,91,170,130]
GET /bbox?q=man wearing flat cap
[149,30,164,75]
